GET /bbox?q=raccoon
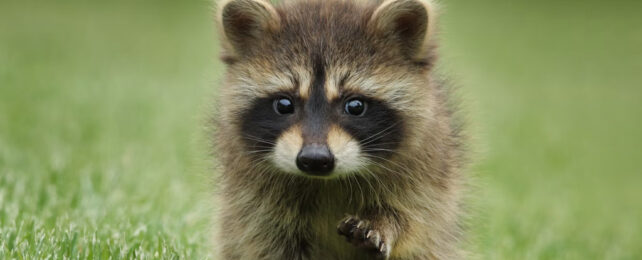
[213,0,465,259]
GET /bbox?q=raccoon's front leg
[337,215,397,259]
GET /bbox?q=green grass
[0,1,218,258]
[1,0,641,259]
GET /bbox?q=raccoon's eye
[345,99,366,116]
[274,98,294,115]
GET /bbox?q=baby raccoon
[213,0,465,259]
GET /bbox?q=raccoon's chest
[305,194,371,260]
[238,181,378,259]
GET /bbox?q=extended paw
[337,215,389,259]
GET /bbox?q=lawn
[1,0,641,259]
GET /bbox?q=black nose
[296,144,335,176]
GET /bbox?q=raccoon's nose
[296,144,335,176]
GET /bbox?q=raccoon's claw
[337,215,389,259]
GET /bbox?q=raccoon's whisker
[360,122,401,145]
[369,155,413,173]
[240,158,273,180]
[344,175,354,205]
[245,149,274,155]
[363,148,414,161]
[342,175,352,202]
[245,144,273,148]
[245,157,270,170]
[361,131,397,147]
[354,175,365,208]
[357,171,377,199]
[362,155,410,178]
[244,139,276,147]
[361,148,397,153]
[363,142,402,148]
[246,149,273,154]
[247,145,274,150]
[364,160,403,179]
[362,167,392,205]
[369,149,451,177]
[346,174,361,206]
[362,142,401,149]
[361,150,410,162]
[242,135,270,144]
[360,121,400,143]
[242,134,277,145]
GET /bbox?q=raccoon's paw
[337,215,389,259]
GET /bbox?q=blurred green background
[0,0,640,259]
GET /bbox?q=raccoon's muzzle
[296,143,335,176]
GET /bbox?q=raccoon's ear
[217,0,280,62]
[368,0,436,61]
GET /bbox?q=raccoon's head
[217,0,438,178]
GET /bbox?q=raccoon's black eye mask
[335,97,404,156]
[240,93,404,158]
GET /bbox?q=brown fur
[212,0,466,259]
